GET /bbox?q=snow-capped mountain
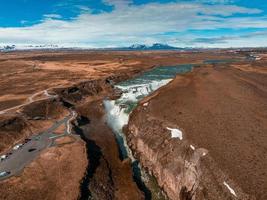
[0,45,16,51]
[129,44,148,49]
[127,43,181,50]
[0,43,188,51]
[0,44,62,52]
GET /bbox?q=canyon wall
[127,108,254,200]
[125,66,259,200]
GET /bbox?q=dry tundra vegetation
[0,49,266,200]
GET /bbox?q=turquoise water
[119,64,194,87]
[203,59,238,64]
[115,64,194,113]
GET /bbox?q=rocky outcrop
[54,79,106,104]
[126,114,208,200]
[53,74,132,105]
[22,98,66,120]
[0,115,28,153]
[0,115,26,133]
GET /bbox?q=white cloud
[195,0,235,4]
[0,1,266,47]
[43,14,62,19]
[189,29,267,44]
[20,20,28,25]
[75,5,91,12]
[103,0,132,7]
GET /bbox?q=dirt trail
[0,89,58,115]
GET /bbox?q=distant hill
[124,43,183,50]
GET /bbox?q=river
[103,59,241,199]
[104,64,194,199]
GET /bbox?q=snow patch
[143,102,149,106]
[190,145,195,150]
[166,127,183,140]
[223,181,237,197]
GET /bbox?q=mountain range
[123,43,183,50]
[0,43,186,51]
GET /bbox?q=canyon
[0,50,266,200]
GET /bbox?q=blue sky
[0,0,267,48]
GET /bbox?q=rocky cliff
[0,114,28,153]
[125,66,259,200]
[126,107,254,200]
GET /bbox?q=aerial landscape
[0,1,267,200]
